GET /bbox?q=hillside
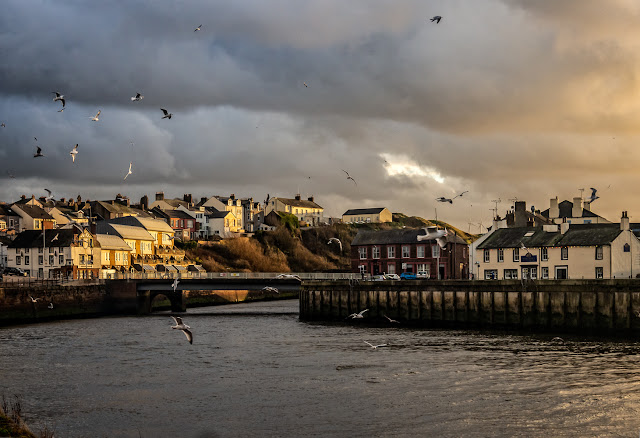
[184,214,480,273]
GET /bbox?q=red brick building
[350,228,469,279]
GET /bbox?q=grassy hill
[184,213,480,273]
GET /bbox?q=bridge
[130,277,304,314]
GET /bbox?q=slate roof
[275,197,323,209]
[157,209,194,220]
[477,224,623,249]
[540,200,601,219]
[106,216,174,233]
[97,222,155,241]
[8,229,78,248]
[15,204,54,220]
[0,204,18,216]
[96,234,132,251]
[343,208,387,216]
[206,210,232,219]
[351,228,467,246]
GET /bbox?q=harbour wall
[300,279,640,335]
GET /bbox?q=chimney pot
[295,194,301,201]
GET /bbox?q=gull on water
[262,286,279,294]
[161,108,173,119]
[34,146,44,158]
[70,144,79,162]
[430,15,442,23]
[342,169,357,186]
[327,237,342,252]
[130,93,144,102]
[348,308,368,319]
[123,162,133,180]
[364,341,388,349]
[90,110,101,121]
[171,316,193,344]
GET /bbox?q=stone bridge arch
[137,289,186,314]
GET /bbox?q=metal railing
[103,271,361,281]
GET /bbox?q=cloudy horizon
[2,0,639,231]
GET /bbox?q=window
[417,246,425,258]
[513,248,520,262]
[38,247,43,254]
[504,269,518,279]
[59,255,64,264]
[359,247,367,260]
[387,246,395,258]
[49,247,53,253]
[372,246,380,259]
[432,245,440,259]
[498,248,504,263]
[25,248,30,254]
[80,254,85,264]
[624,243,631,253]
[541,267,549,279]
[49,255,54,265]
[595,267,604,279]
[25,256,30,265]
[16,256,21,265]
[402,246,410,258]
[483,249,490,263]
[115,252,121,262]
[359,265,367,274]
[529,267,538,279]
[387,263,395,274]
[104,252,110,262]
[484,269,498,280]
[595,246,603,260]
[555,266,568,279]
[541,247,548,261]
[561,247,568,260]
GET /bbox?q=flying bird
[161,108,172,119]
[194,24,202,32]
[34,146,44,158]
[51,233,59,242]
[436,197,453,204]
[303,82,308,88]
[48,302,54,309]
[364,341,388,349]
[168,235,182,241]
[276,273,302,281]
[347,308,369,319]
[261,286,279,294]
[327,237,342,252]
[130,93,144,102]
[453,191,469,199]
[342,169,357,185]
[70,144,79,162]
[172,278,179,292]
[383,315,399,324]
[52,91,64,103]
[58,107,64,112]
[29,296,40,303]
[1,123,5,127]
[44,189,55,202]
[588,187,599,203]
[170,316,193,344]
[520,241,530,254]
[417,226,448,248]
[90,110,101,121]
[430,15,442,23]
[123,162,133,180]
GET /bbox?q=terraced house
[265,194,324,226]
[475,212,640,280]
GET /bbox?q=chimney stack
[560,217,569,234]
[572,197,582,218]
[307,196,314,202]
[621,211,630,231]
[295,194,301,201]
[549,197,559,221]
[200,197,208,205]
[183,194,193,205]
[156,192,164,201]
[140,195,148,210]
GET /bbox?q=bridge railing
[102,272,361,281]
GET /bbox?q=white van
[416,270,429,279]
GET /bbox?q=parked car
[3,267,27,276]
[385,273,401,280]
[416,270,429,279]
[372,274,386,281]
[400,272,417,280]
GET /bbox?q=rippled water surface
[3,299,640,437]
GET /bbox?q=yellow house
[96,234,132,278]
[474,213,640,280]
[265,194,324,226]
[342,207,392,224]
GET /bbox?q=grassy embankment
[181,213,478,273]
[0,395,53,438]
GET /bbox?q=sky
[2,0,640,232]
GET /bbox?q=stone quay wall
[300,279,640,335]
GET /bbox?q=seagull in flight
[417,226,448,248]
[261,286,279,294]
[588,187,599,203]
[430,15,442,23]
[172,278,179,292]
[436,196,453,204]
[90,110,101,121]
[276,273,302,281]
[170,316,193,344]
[70,144,79,162]
[194,24,202,32]
[34,146,44,158]
[303,82,308,88]
[30,296,40,303]
[327,237,342,252]
[347,308,369,319]
[342,169,357,185]
[48,302,54,309]
[44,188,55,202]
[130,92,144,102]
[364,341,388,349]
[0,123,5,128]
[123,162,133,180]
[383,315,399,324]
[168,235,182,241]
[453,191,469,199]
[161,108,172,119]
[52,91,65,109]
[51,233,59,242]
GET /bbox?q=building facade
[342,207,392,224]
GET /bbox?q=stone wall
[300,279,640,335]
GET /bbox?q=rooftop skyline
[1,1,638,230]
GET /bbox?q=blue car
[400,272,417,280]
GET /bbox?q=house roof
[351,228,467,246]
[275,197,323,209]
[96,234,132,251]
[477,224,623,249]
[15,204,54,220]
[156,208,194,220]
[97,222,155,241]
[106,216,174,233]
[0,204,18,216]
[206,210,232,219]
[8,229,79,248]
[540,200,602,219]
[343,208,387,216]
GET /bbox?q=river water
[2,299,640,437]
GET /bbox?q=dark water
[2,299,640,437]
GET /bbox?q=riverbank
[0,395,48,438]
